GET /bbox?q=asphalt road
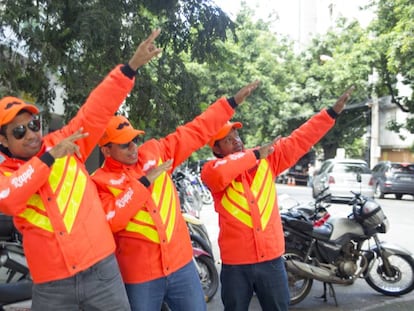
[202,184,414,311]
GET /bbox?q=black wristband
[121,63,138,79]
[253,149,261,160]
[327,107,338,119]
[40,152,55,167]
[138,176,151,188]
[227,97,238,109]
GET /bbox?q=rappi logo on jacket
[115,187,133,208]
[11,165,34,188]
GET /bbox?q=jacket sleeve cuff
[327,107,338,119]
[40,152,55,167]
[253,149,261,160]
[138,176,151,188]
[226,97,238,109]
[121,63,138,80]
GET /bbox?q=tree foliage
[369,0,414,133]
[0,0,235,135]
[184,5,303,161]
[293,18,376,160]
[1,0,412,164]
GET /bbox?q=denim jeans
[221,256,290,311]
[31,254,130,311]
[125,260,206,311]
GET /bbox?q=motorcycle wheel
[194,254,219,302]
[188,223,213,251]
[283,248,313,305]
[366,253,414,296]
[201,190,213,205]
[190,233,214,258]
[374,183,385,199]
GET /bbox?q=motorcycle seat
[281,214,313,233]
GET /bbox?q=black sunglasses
[11,119,41,140]
[116,136,141,149]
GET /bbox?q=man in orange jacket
[0,30,162,310]
[201,86,355,311]
[91,80,260,311]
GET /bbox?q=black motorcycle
[0,213,32,311]
[282,184,414,306]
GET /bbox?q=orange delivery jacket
[201,109,336,265]
[0,65,135,283]
[91,97,236,283]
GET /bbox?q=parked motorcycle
[188,161,213,205]
[183,213,213,254]
[282,177,414,306]
[0,213,32,311]
[173,169,203,218]
[279,186,332,227]
[192,238,219,302]
[171,169,219,303]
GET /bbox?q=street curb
[359,296,414,311]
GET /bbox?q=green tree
[0,0,235,135]
[293,18,376,160]
[369,0,414,133]
[185,5,304,162]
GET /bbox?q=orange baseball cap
[208,121,242,147]
[99,115,145,147]
[0,96,39,126]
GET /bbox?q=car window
[372,164,381,173]
[318,161,332,174]
[332,163,371,174]
[390,163,414,174]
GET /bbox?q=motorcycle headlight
[0,253,8,266]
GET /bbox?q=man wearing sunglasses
[0,29,162,310]
[91,80,260,311]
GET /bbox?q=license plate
[399,177,412,181]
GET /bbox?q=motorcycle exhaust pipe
[286,259,353,285]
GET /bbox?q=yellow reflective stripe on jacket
[14,156,86,234]
[152,170,177,242]
[163,180,177,241]
[251,160,276,229]
[221,160,275,230]
[108,186,122,197]
[125,160,178,243]
[2,172,53,232]
[18,194,53,232]
[19,208,53,232]
[62,166,86,233]
[50,157,85,233]
[221,181,252,228]
[126,210,160,243]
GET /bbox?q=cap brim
[101,129,145,146]
[208,122,242,147]
[0,101,39,126]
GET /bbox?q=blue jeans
[31,254,130,311]
[125,260,206,311]
[221,257,290,311]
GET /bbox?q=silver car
[371,161,414,199]
[312,158,374,201]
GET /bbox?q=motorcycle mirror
[356,172,361,183]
